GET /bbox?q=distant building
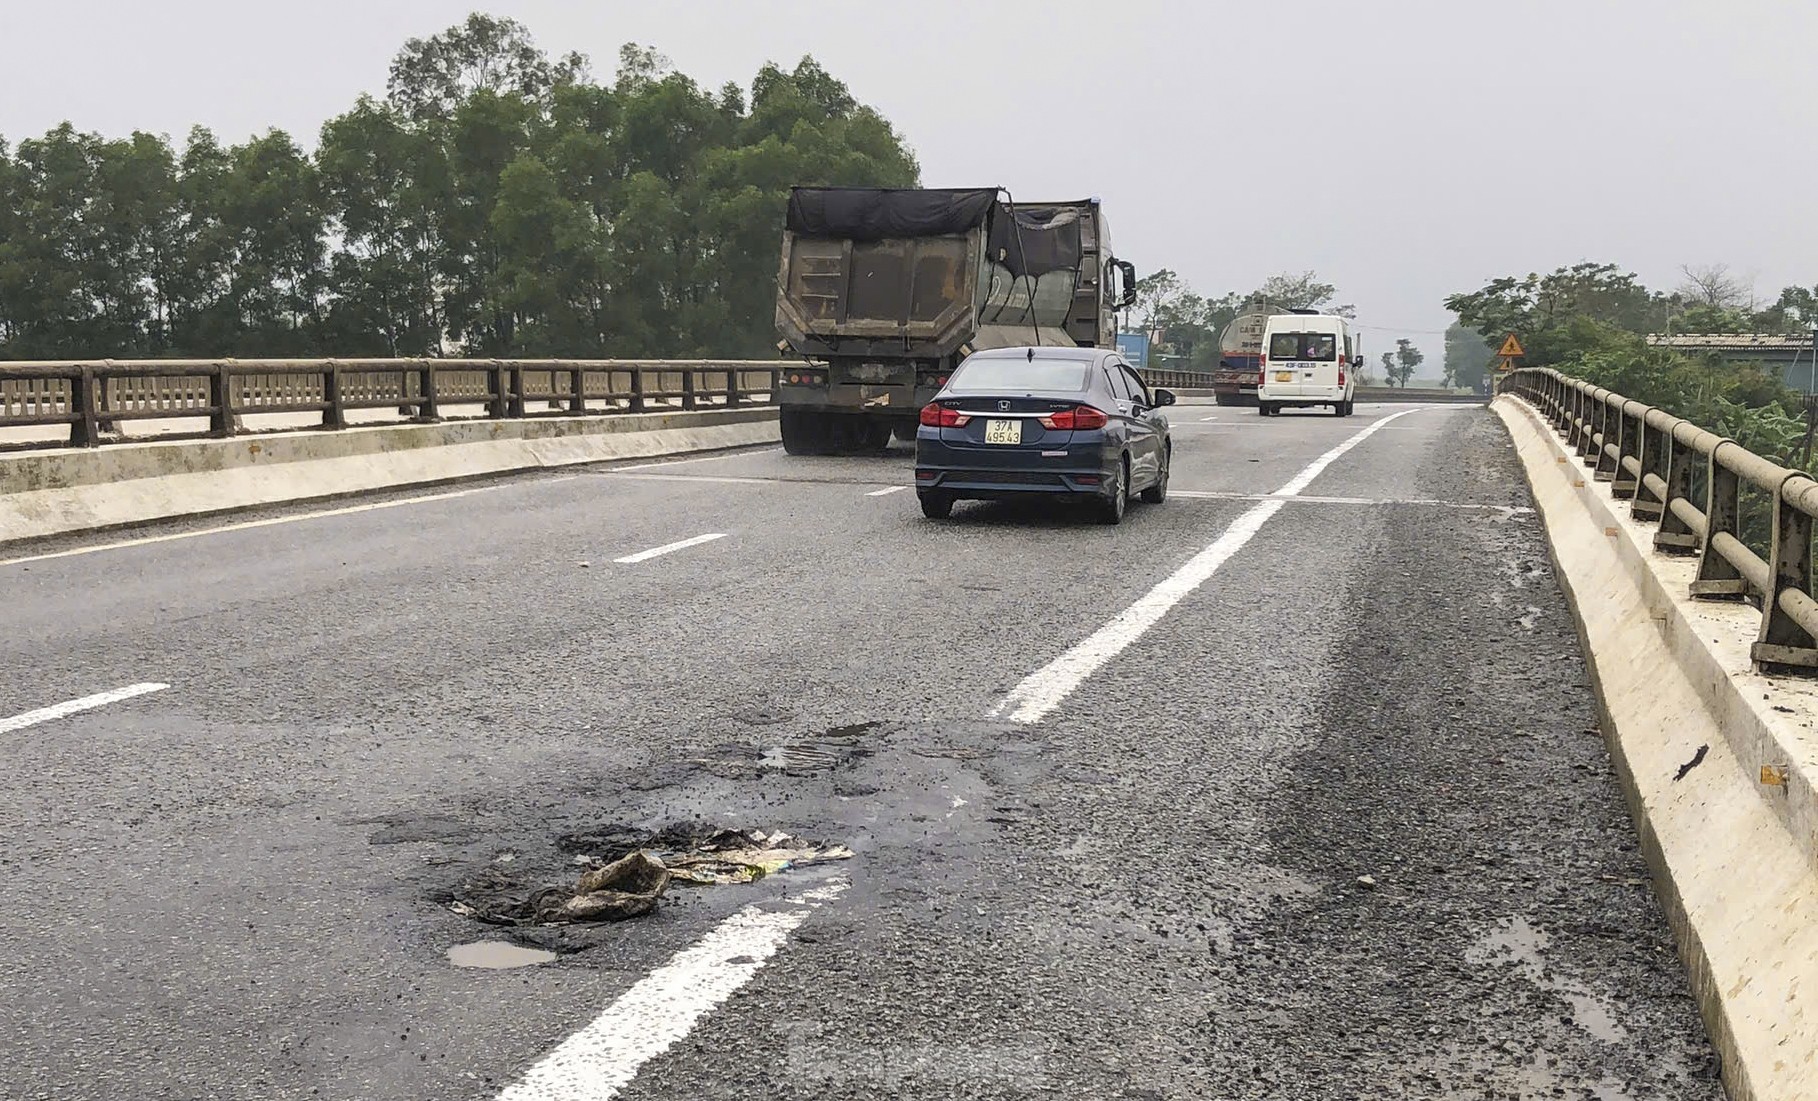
[1645,333,1818,391]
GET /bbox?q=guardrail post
[487,361,508,418]
[1753,474,1818,673]
[682,370,697,411]
[1631,413,1667,518]
[1577,384,1595,448]
[323,363,346,429]
[1654,424,1700,553]
[419,363,441,421]
[726,367,742,409]
[1589,395,1617,479]
[628,368,646,413]
[769,368,781,405]
[70,367,98,447]
[209,365,233,437]
[507,363,527,418]
[1610,401,1644,497]
[569,367,586,414]
[1692,443,1749,598]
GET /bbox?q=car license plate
[984,419,1022,445]
[1275,371,1293,382]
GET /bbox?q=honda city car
[913,346,1174,524]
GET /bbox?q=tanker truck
[773,186,1138,455]
[1209,304,1271,406]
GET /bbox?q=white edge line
[991,408,1422,724]
[0,682,170,735]
[495,877,848,1101]
[609,447,783,473]
[612,532,728,564]
[865,485,909,497]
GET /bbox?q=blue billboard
[1116,332,1150,369]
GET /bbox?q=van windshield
[1268,332,1338,362]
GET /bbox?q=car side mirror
[1352,355,1364,369]
[1153,388,1176,407]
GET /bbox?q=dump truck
[773,186,1138,455]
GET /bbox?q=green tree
[1390,338,1423,387]
[1443,321,1492,392]
[1254,271,1354,317]
[0,14,922,362]
[1445,262,1667,366]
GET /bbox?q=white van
[1257,312,1361,417]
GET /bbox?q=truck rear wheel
[781,408,830,455]
[892,423,919,444]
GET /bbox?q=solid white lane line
[495,878,848,1101]
[0,477,580,568]
[1170,489,1533,513]
[0,683,170,735]
[992,408,1422,724]
[866,485,908,497]
[608,447,783,473]
[612,532,727,564]
[1198,415,1220,421]
[1275,409,1423,494]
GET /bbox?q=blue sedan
[913,346,1174,524]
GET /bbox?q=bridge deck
[0,400,1720,1099]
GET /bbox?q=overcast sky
[6,0,1816,367]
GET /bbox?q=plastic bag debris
[532,851,670,923]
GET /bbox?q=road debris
[451,824,853,927]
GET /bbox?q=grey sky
[7,0,1817,366]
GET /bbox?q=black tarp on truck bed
[786,187,998,241]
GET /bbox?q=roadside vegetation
[1447,263,1818,471]
[0,13,918,361]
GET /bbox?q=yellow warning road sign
[1498,334,1525,358]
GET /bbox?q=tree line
[0,13,918,362]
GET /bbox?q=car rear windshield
[948,358,1091,392]
[1268,332,1338,361]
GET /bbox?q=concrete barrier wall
[1496,395,1818,1101]
[0,407,780,547]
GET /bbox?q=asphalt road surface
[0,400,1724,1100]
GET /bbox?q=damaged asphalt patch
[407,716,1052,956]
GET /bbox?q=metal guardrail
[0,358,1222,451]
[1502,367,1818,674]
[0,359,786,449]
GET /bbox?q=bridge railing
[0,358,1222,451]
[1502,367,1818,674]
[0,359,787,450]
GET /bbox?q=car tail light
[1039,405,1109,430]
[1075,474,1101,485]
[919,404,971,428]
[1338,370,1346,386]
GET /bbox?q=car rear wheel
[1256,402,1272,417]
[1141,445,1169,504]
[919,492,954,520]
[1099,456,1129,525]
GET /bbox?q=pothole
[450,823,854,931]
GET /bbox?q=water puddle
[447,940,557,969]
[1468,916,1628,1043]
